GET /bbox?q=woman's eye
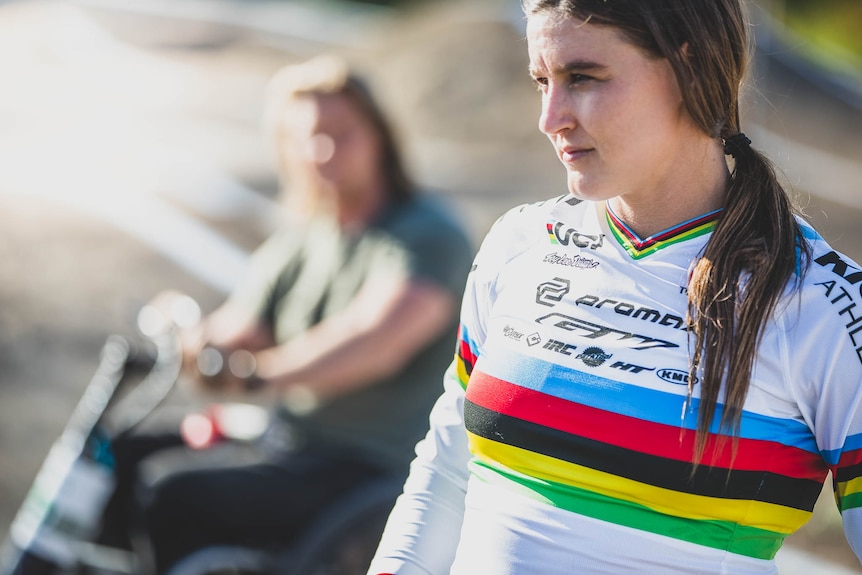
[531,73,594,92]
[531,76,548,91]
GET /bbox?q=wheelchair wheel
[164,476,403,575]
[163,546,274,575]
[291,504,392,575]
[283,476,403,575]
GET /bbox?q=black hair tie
[723,132,751,158]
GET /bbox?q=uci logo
[546,221,604,249]
[536,278,570,307]
[657,368,699,386]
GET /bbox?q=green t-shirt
[229,195,474,474]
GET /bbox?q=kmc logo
[656,368,699,386]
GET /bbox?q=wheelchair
[1,296,404,575]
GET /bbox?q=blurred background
[0,0,860,572]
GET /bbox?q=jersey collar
[605,202,723,260]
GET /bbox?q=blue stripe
[821,433,862,467]
[606,201,723,245]
[795,221,822,276]
[799,220,822,241]
[459,323,480,359]
[476,346,819,454]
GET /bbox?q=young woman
[366,1,862,574]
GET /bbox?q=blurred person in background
[102,54,473,574]
[366,1,862,574]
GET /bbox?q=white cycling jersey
[368,196,862,575]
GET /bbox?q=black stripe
[835,459,862,484]
[465,400,821,511]
[457,347,474,376]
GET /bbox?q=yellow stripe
[836,475,862,499]
[469,433,809,533]
[455,354,470,389]
[607,210,717,259]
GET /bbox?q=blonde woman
[106,56,473,574]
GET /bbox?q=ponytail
[686,129,811,463]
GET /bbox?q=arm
[365,208,511,574]
[782,260,862,564]
[253,273,456,402]
[366,361,472,575]
[184,272,456,403]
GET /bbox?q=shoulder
[798,218,862,294]
[379,194,470,246]
[368,195,475,289]
[491,194,581,230]
[475,194,587,264]
[770,222,862,442]
[779,220,862,365]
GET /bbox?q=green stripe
[471,459,786,560]
[607,215,716,260]
[839,491,862,512]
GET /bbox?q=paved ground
[0,0,860,572]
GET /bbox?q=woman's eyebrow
[530,59,608,77]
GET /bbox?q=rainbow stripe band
[462,362,829,559]
[606,204,722,259]
[469,456,789,560]
[466,371,827,482]
[465,400,821,511]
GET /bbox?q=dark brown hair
[522,0,811,463]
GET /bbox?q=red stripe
[466,370,825,480]
[607,207,720,249]
[606,209,640,244]
[650,212,717,242]
[458,337,476,369]
[838,447,862,470]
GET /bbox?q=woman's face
[527,11,697,203]
[280,92,382,209]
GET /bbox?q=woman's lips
[560,146,592,163]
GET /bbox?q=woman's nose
[538,87,575,136]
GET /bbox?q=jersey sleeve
[784,247,862,561]
[366,207,518,575]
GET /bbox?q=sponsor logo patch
[815,251,862,365]
[526,332,542,347]
[543,339,577,355]
[577,346,612,367]
[543,252,600,270]
[535,313,679,350]
[546,221,604,249]
[656,368,698,386]
[502,325,524,341]
[536,278,571,307]
[609,361,655,374]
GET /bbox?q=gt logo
[536,278,570,307]
[535,313,679,350]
